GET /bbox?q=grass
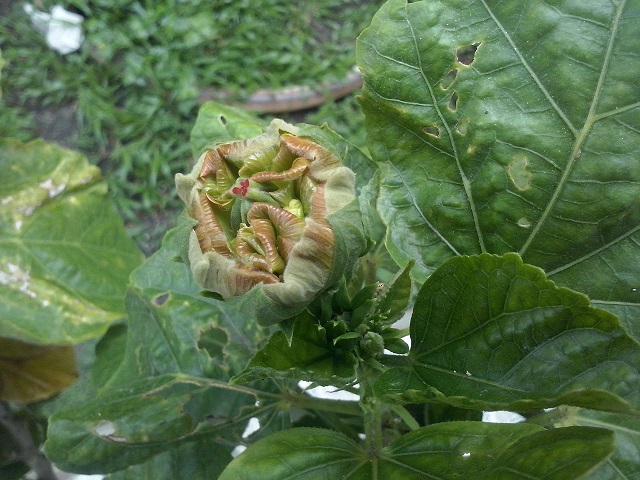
[0,0,383,253]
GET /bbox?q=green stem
[284,393,362,417]
[362,252,379,286]
[359,362,383,455]
[389,404,420,431]
[380,354,411,367]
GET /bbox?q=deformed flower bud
[176,119,366,323]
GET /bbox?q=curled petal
[297,175,318,217]
[271,142,299,172]
[247,203,305,267]
[247,203,305,240]
[236,237,271,272]
[199,150,220,179]
[238,145,280,177]
[250,157,309,183]
[194,192,232,256]
[309,184,328,220]
[281,134,340,182]
[199,150,236,203]
[234,268,280,291]
[296,218,334,270]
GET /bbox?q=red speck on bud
[232,179,250,196]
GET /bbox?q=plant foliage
[1,0,639,478]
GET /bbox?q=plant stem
[359,362,383,455]
[285,392,363,417]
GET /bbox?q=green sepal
[351,283,380,310]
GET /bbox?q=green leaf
[550,407,640,480]
[189,101,265,158]
[44,374,257,474]
[105,437,232,480]
[374,259,413,325]
[218,427,366,480]
[44,225,277,473]
[233,311,358,385]
[0,139,143,344]
[0,338,77,403]
[478,427,614,480]
[357,0,640,335]
[375,253,640,413]
[126,222,267,383]
[219,422,546,479]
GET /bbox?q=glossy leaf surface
[478,426,614,480]
[552,407,640,480]
[375,254,640,412]
[357,0,640,335]
[0,139,143,344]
[220,422,611,479]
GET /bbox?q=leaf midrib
[512,0,628,257]
[404,2,487,253]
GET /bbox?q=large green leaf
[44,374,257,474]
[357,0,640,334]
[0,139,143,344]
[478,426,614,480]
[105,438,232,480]
[375,254,640,413]
[219,422,612,479]
[549,407,640,480]
[44,225,277,473]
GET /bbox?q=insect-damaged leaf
[357,0,640,338]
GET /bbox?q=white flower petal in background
[23,4,84,54]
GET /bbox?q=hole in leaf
[440,69,458,89]
[449,91,459,111]
[152,292,170,306]
[422,125,441,138]
[456,43,480,65]
[197,326,229,360]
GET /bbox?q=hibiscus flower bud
[176,120,366,324]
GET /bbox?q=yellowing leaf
[0,338,77,403]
